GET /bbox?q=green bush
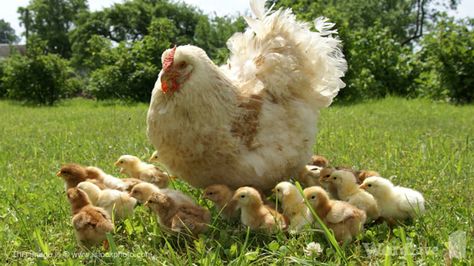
[88,41,159,102]
[0,60,5,98]
[2,53,79,105]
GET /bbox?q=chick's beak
[56,171,62,177]
[359,184,367,190]
[113,161,120,167]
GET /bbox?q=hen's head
[160,45,209,95]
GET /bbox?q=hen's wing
[226,0,346,107]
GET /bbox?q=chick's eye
[240,195,245,198]
[333,177,337,180]
[368,184,372,187]
[311,195,316,199]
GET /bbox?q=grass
[0,97,472,265]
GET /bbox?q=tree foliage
[18,0,88,58]
[0,19,19,44]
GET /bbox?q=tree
[416,17,474,103]
[18,0,88,58]
[0,19,19,44]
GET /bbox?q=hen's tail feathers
[227,0,347,108]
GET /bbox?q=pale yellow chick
[145,191,211,236]
[203,184,239,220]
[66,188,114,248]
[328,170,379,222]
[360,176,425,225]
[77,181,137,220]
[233,186,287,233]
[274,181,312,232]
[304,186,366,243]
[86,166,129,191]
[115,155,169,188]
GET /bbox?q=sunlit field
[0,98,472,264]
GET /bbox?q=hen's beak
[359,184,367,190]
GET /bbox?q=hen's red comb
[163,46,176,71]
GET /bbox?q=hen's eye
[178,61,187,68]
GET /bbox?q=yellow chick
[115,155,169,188]
[360,176,425,224]
[77,181,137,220]
[85,166,129,191]
[129,182,195,206]
[274,181,312,232]
[304,186,366,243]
[233,186,287,233]
[149,151,159,162]
[297,165,323,188]
[203,184,239,220]
[66,188,114,248]
[328,170,379,222]
[145,192,211,236]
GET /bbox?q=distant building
[0,44,26,59]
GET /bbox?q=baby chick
[149,151,159,162]
[310,155,330,167]
[328,170,379,222]
[356,170,381,183]
[115,155,169,188]
[319,167,339,199]
[57,164,89,190]
[145,192,210,236]
[203,184,239,220]
[86,166,129,191]
[66,188,114,248]
[129,182,194,206]
[304,186,366,243]
[360,176,425,224]
[77,181,137,220]
[298,165,323,188]
[233,186,287,233]
[274,182,312,232]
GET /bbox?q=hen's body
[147,0,346,191]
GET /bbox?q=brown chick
[232,186,287,233]
[310,155,330,167]
[203,184,239,220]
[57,164,89,189]
[297,165,323,187]
[66,188,114,248]
[304,186,366,243]
[145,192,210,236]
[356,170,381,183]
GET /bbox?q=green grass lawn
[0,98,472,265]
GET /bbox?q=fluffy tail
[226,0,347,108]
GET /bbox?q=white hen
[360,176,425,224]
[146,0,346,192]
[77,181,137,220]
